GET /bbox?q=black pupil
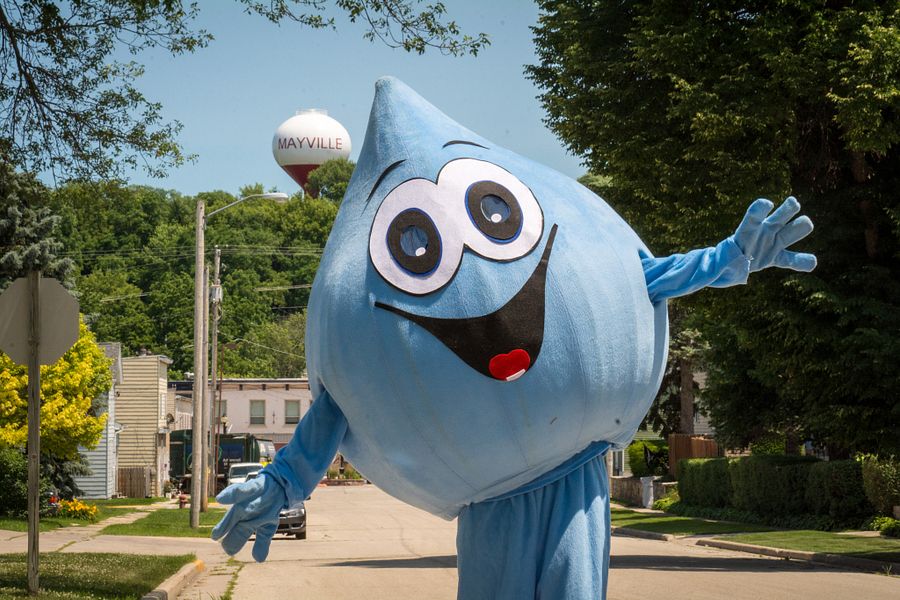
[481,195,510,224]
[467,181,522,241]
[388,210,441,275]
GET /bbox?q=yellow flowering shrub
[57,498,99,521]
[0,317,111,458]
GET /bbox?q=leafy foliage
[44,176,345,374]
[529,0,900,455]
[0,0,488,180]
[677,455,874,530]
[0,319,111,458]
[859,454,900,516]
[0,161,72,288]
[626,439,667,477]
[305,158,355,202]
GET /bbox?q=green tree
[219,311,307,378]
[0,319,111,459]
[0,0,488,180]
[529,1,900,455]
[78,270,155,354]
[306,158,355,201]
[0,162,71,289]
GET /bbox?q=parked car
[227,462,264,486]
[277,500,307,540]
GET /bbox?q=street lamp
[191,192,288,528]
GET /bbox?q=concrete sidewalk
[0,500,230,599]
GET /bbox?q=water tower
[272,109,352,190]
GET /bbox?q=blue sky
[125,1,585,196]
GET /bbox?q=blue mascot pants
[456,453,610,600]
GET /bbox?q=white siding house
[168,378,312,449]
[73,342,122,499]
[118,353,172,496]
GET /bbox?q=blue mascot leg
[456,454,610,600]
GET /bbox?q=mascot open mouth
[375,224,557,381]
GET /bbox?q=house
[609,411,715,477]
[117,353,173,496]
[168,378,312,450]
[73,342,123,499]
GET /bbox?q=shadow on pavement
[610,554,857,574]
[322,555,458,569]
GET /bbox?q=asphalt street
[224,485,900,600]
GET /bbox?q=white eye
[368,159,544,295]
[369,179,464,295]
[439,159,543,261]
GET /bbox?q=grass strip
[610,508,774,536]
[0,552,193,599]
[89,497,166,507]
[101,507,226,538]
[0,498,166,532]
[723,530,900,563]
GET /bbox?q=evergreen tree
[529,0,900,454]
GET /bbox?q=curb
[696,538,900,574]
[141,558,205,600]
[611,525,674,542]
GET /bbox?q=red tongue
[488,349,531,381]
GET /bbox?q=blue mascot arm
[212,390,347,561]
[643,197,816,303]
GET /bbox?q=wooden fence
[117,466,151,498]
[668,434,719,477]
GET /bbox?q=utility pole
[208,248,222,499]
[26,270,40,594]
[200,263,210,512]
[191,199,205,528]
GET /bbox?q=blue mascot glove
[733,196,816,273]
[211,473,286,562]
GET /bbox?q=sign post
[0,274,79,594]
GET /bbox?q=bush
[881,519,900,538]
[679,458,731,507]
[626,439,668,477]
[859,454,900,515]
[0,448,29,516]
[729,455,818,515]
[57,498,98,522]
[652,489,679,511]
[805,460,872,524]
[0,448,55,517]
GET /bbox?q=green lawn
[611,508,774,536]
[101,507,226,538]
[0,498,160,532]
[724,530,900,563]
[0,552,193,599]
[89,497,166,507]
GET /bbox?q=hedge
[806,460,872,521]
[729,455,818,515]
[679,458,731,507]
[859,455,900,515]
[675,454,874,529]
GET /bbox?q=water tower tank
[272,109,351,188]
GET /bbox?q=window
[215,399,228,419]
[250,400,265,425]
[285,400,300,425]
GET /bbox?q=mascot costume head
[214,77,816,600]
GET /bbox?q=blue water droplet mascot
[213,78,816,599]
